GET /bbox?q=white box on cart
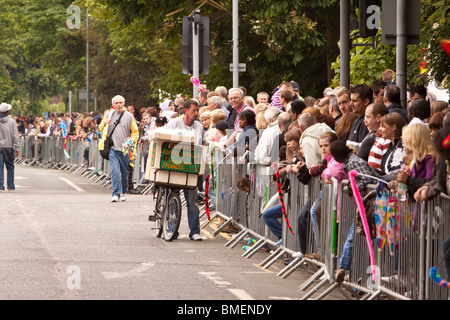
[145,129,206,189]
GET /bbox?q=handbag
[99,111,124,160]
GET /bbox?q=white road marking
[227,288,255,300]
[199,272,253,300]
[14,185,31,189]
[59,177,85,192]
[101,263,155,279]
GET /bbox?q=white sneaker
[111,195,119,202]
[292,252,304,259]
[190,233,203,241]
[119,194,127,202]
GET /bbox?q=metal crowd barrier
[202,148,450,301]
[15,136,149,193]
[16,137,449,300]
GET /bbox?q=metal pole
[86,8,90,113]
[232,0,239,88]
[69,90,72,116]
[340,0,350,89]
[192,10,200,99]
[396,0,408,109]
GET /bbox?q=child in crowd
[213,120,230,148]
[261,128,302,246]
[155,116,168,128]
[394,123,436,199]
[291,132,339,259]
[330,140,381,283]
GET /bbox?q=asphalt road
[0,164,343,302]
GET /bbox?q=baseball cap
[291,81,300,92]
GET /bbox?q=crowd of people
[2,70,449,279]
[195,75,449,283]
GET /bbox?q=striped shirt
[368,135,390,170]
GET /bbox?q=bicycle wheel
[162,191,182,242]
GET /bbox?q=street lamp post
[86,8,90,113]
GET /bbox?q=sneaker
[275,239,282,246]
[335,268,346,284]
[190,233,203,241]
[119,194,127,202]
[7,188,15,192]
[292,252,304,259]
[111,195,119,202]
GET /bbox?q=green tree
[93,0,342,98]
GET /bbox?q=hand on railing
[387,180,398,194]
[414,185,429,202]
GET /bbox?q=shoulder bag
[100,111,124,160]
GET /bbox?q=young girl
[379,113,407,180]
[397,123,436,199]
[262,129,301,246]
[281,128,302,177]
[155,116,168,128]
[292,132,339,259]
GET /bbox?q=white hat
[331,86,346,96]
[323,87,333,96]
[0,103,12,113]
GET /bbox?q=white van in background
[428,80,450,103]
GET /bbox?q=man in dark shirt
[383,84,408,123]
[347,84,372,144]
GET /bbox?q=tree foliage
[330,1,450,89]
[0,0,447,116]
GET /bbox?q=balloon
[190,76,207,92]
[349,170,377,282]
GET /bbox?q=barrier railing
[15,136,449,300]
[203,149,449,301]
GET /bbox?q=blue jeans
[339,223,354,270]
[109,149,130,197]
[310,191,322,253]
[262,204,282,240]
[184,188,200,237]
[0,148,15,191]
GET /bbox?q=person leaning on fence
[394,123,436,199]
[416,127,450,280]
[0,103,20,192]
[98,95,139,203]
[330,140,381,284]
[298,112,335,168]
[290,132,339,259]
[261,128,302,246]
[415,124,450,202]
[162,99,206,241]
